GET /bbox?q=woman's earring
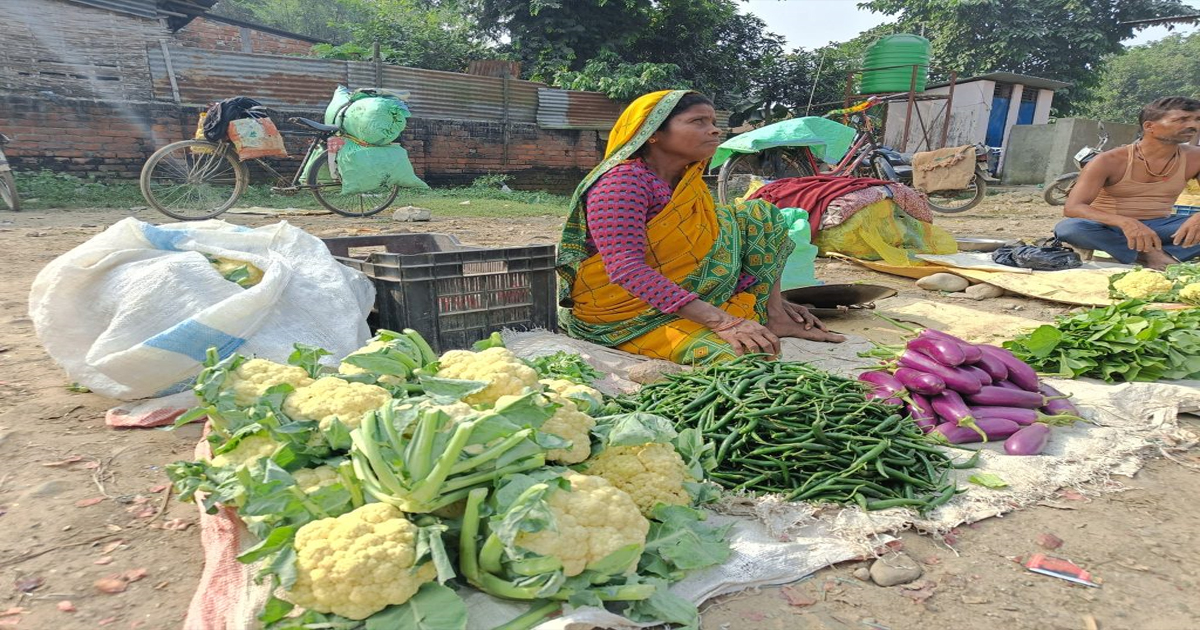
[648,138,657,144]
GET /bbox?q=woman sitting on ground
[557,90,845,365]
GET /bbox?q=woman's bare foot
[767,316,846,343]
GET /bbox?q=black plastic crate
[324,234,558,353]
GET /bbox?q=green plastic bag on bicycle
[336,142,428,194]
[324,86,410,146]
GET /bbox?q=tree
[209,0,366,43]
[1079,32,1200,123]
[859,0,1194,112]
[336,0,486,72]
[465,0,784,108]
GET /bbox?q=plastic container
[861,34,932,94]
[324,234,557,353]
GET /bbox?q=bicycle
[716,96,987,213]
[139,108,400,220]
[0,133,19,212]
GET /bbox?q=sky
[738,0,1200,50]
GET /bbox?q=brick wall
[1,0,165,101]
[175,18,316,56]
[0,93,606,193]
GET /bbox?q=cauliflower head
[292,465,340,494]
[223,358,314,407]
[285,503,437,620]
[1180,283,1200,305]
[436,347,538,405]
[1112,269,1173,299]
[583,442,691,516]
[209,433,276,469]
[540,379,603,413]
[282,376,391,431]
[515,472,649,577]
[538,393,596,464]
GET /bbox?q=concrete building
[883,72,1071,168]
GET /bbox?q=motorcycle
[1043,123,1108,206]
[0,133,17,212]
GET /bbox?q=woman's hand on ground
[712,318,781,357]
[778,302,828,331]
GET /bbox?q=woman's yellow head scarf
[604,89,677,158]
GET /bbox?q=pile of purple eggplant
[859,328,1083,456]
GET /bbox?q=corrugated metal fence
[148,45,613,129]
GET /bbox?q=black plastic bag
[992,238,1082,271]
[202,96,264,142]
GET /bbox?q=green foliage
[554,51,691,102]
[469,173,513,188]
[860,0,1194,113]
[528,352,603,384]
[336,0,486,73]
[1079,32,1200,123]
[208,0,367,44]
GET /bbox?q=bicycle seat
[290,117,339,133]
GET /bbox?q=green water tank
[860,34,932,94]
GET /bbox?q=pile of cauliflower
[171,332,719,624]
[1109,264,1200,305]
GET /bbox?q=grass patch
[13,170,571,218]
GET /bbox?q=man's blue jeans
[1054,215,1200,264]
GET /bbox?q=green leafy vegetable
[529,352,603,384]
[967,473,1009,489]
[1004,300,1200,382]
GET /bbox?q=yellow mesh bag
[815,200,957,266]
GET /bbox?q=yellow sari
[557,90,792,364]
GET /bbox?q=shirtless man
[1055,96,1200,269]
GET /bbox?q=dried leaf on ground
[898,579,938,604]
[41,455,83,467]
[75,497,105,508]
[94,578,127,594]
[121,568,149,583]
[162,519,191,531]
[102,540,124,554]
[148,484,170,493]
[13,577,42,593]
[56,601,75,613]
[0,609,25,617]
[97,617,117,626]
[93,556,114,565]
[780,585,817,607]
[1036,533,1064,550]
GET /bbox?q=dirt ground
[1,190,1197,630]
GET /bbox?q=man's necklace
[1134,142,1180,180]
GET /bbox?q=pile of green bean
[612,355,963,512]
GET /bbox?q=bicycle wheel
[925,170,987,214]
[140,140,247,220]
[0,171,18,211]
[716,150,814,205]
[307,158,399,218]
[1043,173,1076,206]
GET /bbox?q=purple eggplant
[907,393,937,433]
[899,350,982,395]
[973,406,1083,427]
[1038,383,1081,417]
[994,380,1022,391]
[967,385,1064,409]
[973,352,1009,382]
[961,364,993,386]
[933,422,985,444]
[979,345,1040,392]
[908,335,967,367]
[1004,424,1051,455]
[894,367,946,396]
[929,389,987,439]
[858,370,905,398]
[974,417,1021,440]
[921,328,983,363]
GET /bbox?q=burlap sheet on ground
[911,145,975,193]
[184,330,1199,630]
